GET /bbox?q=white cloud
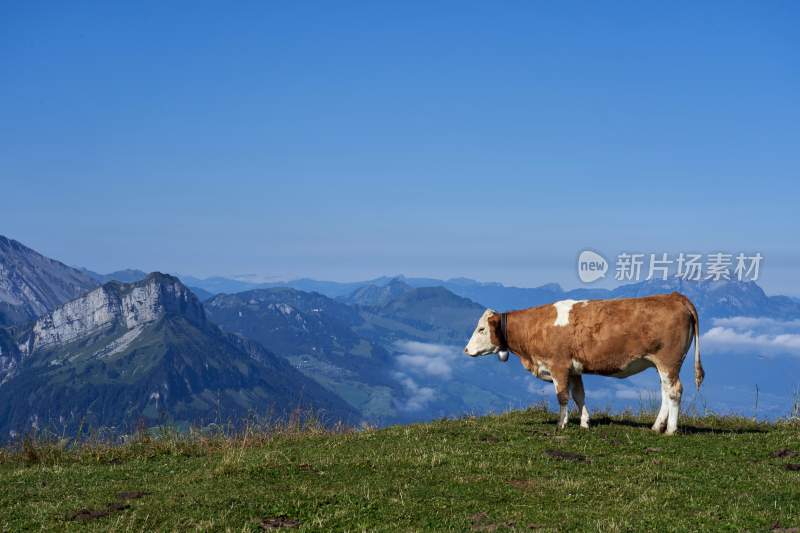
[526,380,656,402]
[586,388,611,399]
[393,372,436,412]
[585,384,658,401]
[393,340,460,379]
[527,381,661,402]
[394,340,454,357]
[711,317,800,333]
[613,385,657,400]
[390,342,466,412]
[701,316,800,357]
[703,326,800,356]
[396,354,453,379]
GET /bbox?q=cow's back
[565,293,692,375]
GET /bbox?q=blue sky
[2,2,798,293]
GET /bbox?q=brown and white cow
[464,292,703,435]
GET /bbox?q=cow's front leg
[569,374,590,428]
[552,368,570,430]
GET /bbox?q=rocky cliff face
[0,235,98,325]
[20,272,204,354]
[0,273,357,435]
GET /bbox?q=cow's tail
[685,297,704,389]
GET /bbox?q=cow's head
[464,309,508,361]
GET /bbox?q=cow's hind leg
[652,371,670,433]
[553,369,570,430]
[665,377,683,436]
[569,374,590,428]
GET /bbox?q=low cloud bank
[528,381,658,402]
[391,341,463,412]
[393,340,460,379]
[702,317,800,357]
[392,372,437,412]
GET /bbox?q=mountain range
[202,281,524,422]
[1,234,799,434]
[0,270,355,436]
[144,272,800,420]
[183,273,800,325]
[204,288,399,419]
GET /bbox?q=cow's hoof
[580,422,590,429]
[651,422,667,433]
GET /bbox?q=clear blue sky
[2,2,798,293]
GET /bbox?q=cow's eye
[478,327,485,333]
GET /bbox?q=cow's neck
[497,312,509,350]
[504,309,539,360]
[503,311,521,355]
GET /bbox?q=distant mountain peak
[342,279,414,308]
[81,268,149,284]
[0,235,23,251]
[386,277,412,288]
[535,282,563,292]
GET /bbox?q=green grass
[2,408,799,531]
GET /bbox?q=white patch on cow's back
[552,299,587,327]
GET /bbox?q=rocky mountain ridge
[0,235,98,326]
[20,272,204,357]
[0,272,357,435]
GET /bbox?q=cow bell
[497,350,509,363]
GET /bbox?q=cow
[464,292,703,435]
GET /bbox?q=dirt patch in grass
[771,449,799,458]
[508,479,536,490]
[544,449,586,462]
[783,464,800,472]
[260,516,301,529]
[770,521,799,532]
[68,508,112,522]
[117,490,150,500]
[479,434,500,443]
[68,502,130,522]
[67,489,149,522]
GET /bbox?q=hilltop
[1,409,798,531]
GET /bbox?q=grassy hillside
[2,408,799,531]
